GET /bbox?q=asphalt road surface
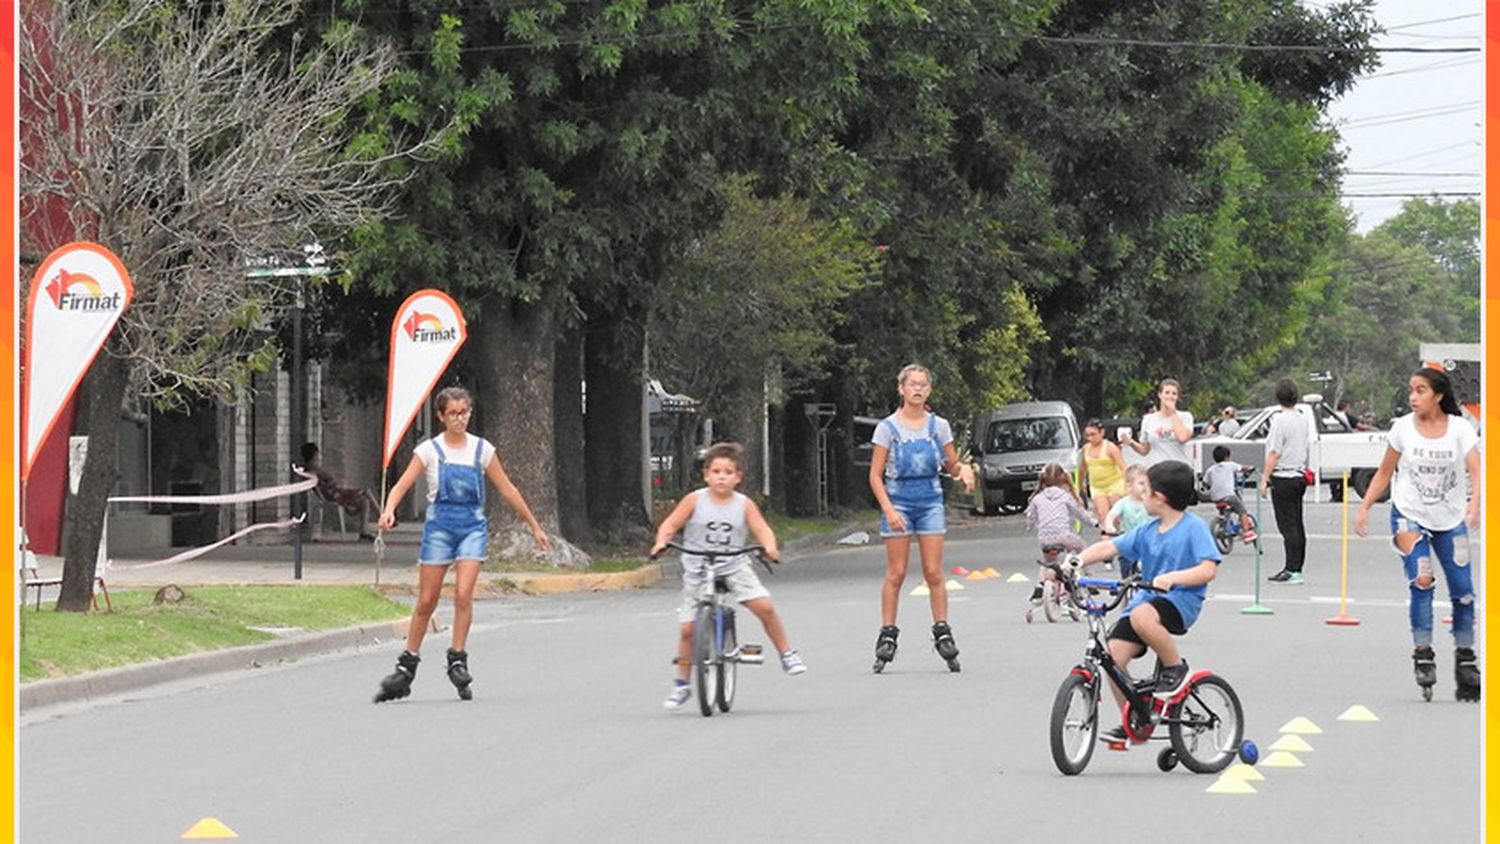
[20,503,1483,842]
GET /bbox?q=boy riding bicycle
[651,442,806,710]
[1075,462,1222,742]
[1203,445,1258,543]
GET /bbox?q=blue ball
[1239,740,1260,765]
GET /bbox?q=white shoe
[663,684,691,708]
[780,649,807,675]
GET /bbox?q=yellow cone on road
[911,584,931,596]
[1259,751,1305,768]
[1221,763,1265,782]
[1206,775,1257,795]
[966,571,989,581]
[1278,717,1323,734]
[182,818,239,839]
[984,567,1001,578]
[945,579,965,591]
[1269,734,1314,753]
[1007,572,1030,583]
[1338,705,1380,722]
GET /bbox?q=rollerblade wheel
[1422,685,1433,702]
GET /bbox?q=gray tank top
[682,490,750,575]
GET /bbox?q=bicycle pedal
[732,644,765,664]
[1105,741,1128,752]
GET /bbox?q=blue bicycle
[658,541,775,717]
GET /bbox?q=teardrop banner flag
[383,289,467,467]
[22,242,133,481]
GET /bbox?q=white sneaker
[780,649,807,675]
[663,684,691,708]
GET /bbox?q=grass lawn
[19,585,410,682]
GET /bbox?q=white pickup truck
[1186,396,1389,501]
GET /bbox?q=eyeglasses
[445,410,472,419]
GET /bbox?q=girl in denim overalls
[867,365,975,673]
[372,386,550,702]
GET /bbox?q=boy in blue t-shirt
[1077,461,1222,741]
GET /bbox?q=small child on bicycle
[1102,465,1151,577]
[1075,461,1222,741]
[1203,445,1257,543]
[1025,462,1099,606]
[650,442,805,710]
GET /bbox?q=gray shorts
[678,565,771,623]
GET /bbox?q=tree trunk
[719,386,765,501]
[553,318,589,544]
[583,309,652,545]
[58,346,130,611]
[472,295,588,567]
[780,399,819,516]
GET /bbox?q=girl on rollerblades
[1355,367,1482,701]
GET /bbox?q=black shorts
[1108,598,1187,654]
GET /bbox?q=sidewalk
[24,523,662,595]
[19,523,669,714]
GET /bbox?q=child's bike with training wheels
[1046,557,1258,776]
[657,541,776,717]
[1209,467,1259,555]
[1026,543,1083,623]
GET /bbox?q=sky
[1312,0,1482,232]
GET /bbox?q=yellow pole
[1326,469,1360,626]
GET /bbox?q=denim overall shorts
[419,438,488,565]
[880,415,946,537]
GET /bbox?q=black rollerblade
[1455,647,1480,702]
[373,650,420,703]
[447,648,474,701]
[873,625,899,674]
[1412,645,1436,702]
[932,621,960,673]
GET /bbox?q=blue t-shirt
[1112,512,1221,629]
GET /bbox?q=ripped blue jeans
[1390,504,1474,649]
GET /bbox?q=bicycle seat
[1213,501,1232,511]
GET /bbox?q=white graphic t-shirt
[1387,413,1479,531]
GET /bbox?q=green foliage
[652,175,878,419]
[1280,198,1480,421]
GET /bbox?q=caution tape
[109,515,307,570]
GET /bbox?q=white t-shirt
[1138,410,1193,466]
[1387,413,1479,531]
[413,434,497,505]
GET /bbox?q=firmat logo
[45,268,122,312]
[402,310,458,343]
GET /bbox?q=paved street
[20,502,1483,842]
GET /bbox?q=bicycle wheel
[1213,524,1233,555]
[1169,674,1244,773]
[716,611,738,713]
[693,604,714,717]
[1049,673,1100,775]
[1043,581,1060,623]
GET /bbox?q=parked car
[1187,395,1389,501]
[973,401,1081,515]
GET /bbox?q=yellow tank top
[1083,447,1125,495]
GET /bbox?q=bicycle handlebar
[1044,559,1166,613]
[654,541,777,574]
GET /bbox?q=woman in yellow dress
[1079,419,1128,527]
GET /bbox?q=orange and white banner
[22,242,133,480]
[382,289,466,467]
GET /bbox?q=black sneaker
[1100,726,1128,745]
[1154,661,1190,699]
[1267,569,1293,583]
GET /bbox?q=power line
[1363,56,1478,79]
[1385,13,1481,31]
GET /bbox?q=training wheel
[1157,748,1178,772]
[1238,740,1259,765]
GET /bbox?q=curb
[20,617,412,714]
[505,562,663,594]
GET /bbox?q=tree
[20,0,430,610]
[650,175,877,492]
